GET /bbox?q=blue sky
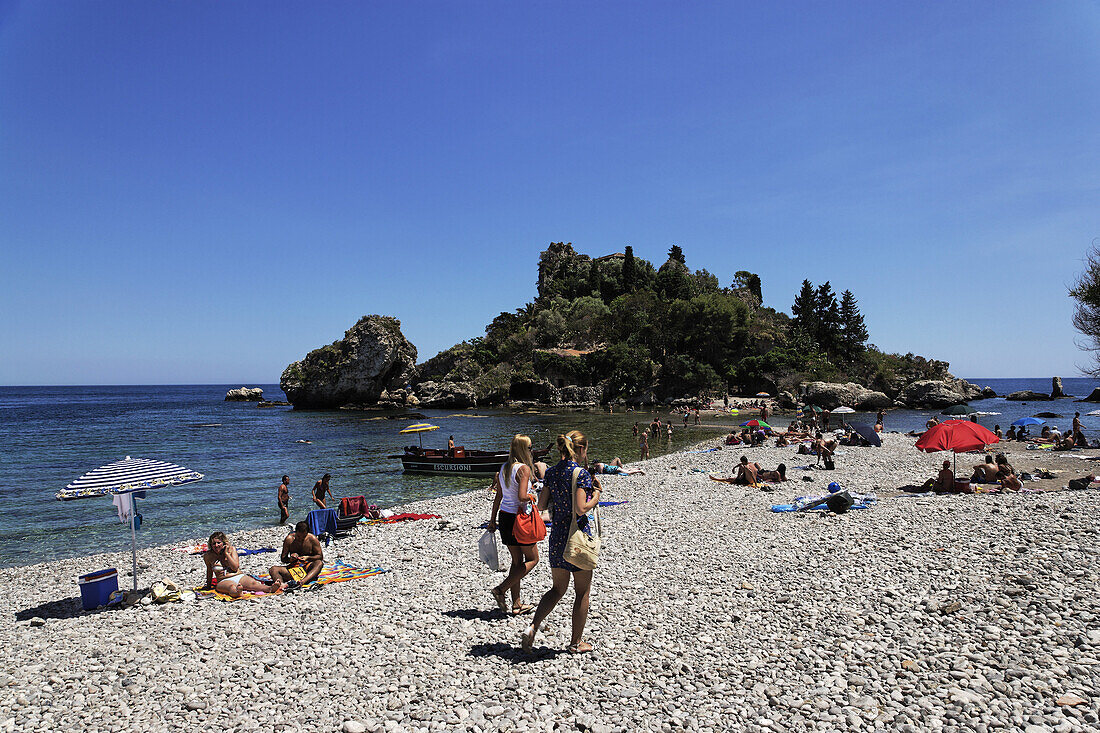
[2,1,1098,384]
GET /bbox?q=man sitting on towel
[269,521,324,588]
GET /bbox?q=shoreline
[6,433,1100,731]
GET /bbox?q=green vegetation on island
[417,243,949,404]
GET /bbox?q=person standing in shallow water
[278,475,290,524]
[522,431,600,654]
[312,473,333,509]
[639,430,649,459]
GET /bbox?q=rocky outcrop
[776,391,798,409]
[1006,390,1052,401]
[1084,388,1100,403]
[897,380,968,409]
[256,400,290,408]
[280,316,418,409]
[1052,377,1068,399]
[560,385,602,406]
[947,378,983,401]
[414,381,478,409]
[225,387,263,401]
[803,382,891,410]
[980,386,998,399]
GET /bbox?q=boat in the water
[389,446,509,476]
[389,445,551,476]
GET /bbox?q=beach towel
[339,496,368,517]
[194,562,389,602]
[307,508,340,537]
[684,448,721,454]
[360,512,442,526]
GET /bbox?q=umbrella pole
[129,497,138,592]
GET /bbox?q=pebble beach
[3,433,1099,732]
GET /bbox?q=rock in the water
[802,382,891,410]
[1006,390,1052,401]
[280,316,417,409]
[225,387,263,401]
[1051,376,1068,398]
[1084,387,1100,402]
[896,380,967,408]
[1034,412,1062,418]
[980,386,998,399]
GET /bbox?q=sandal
[567,641,593,654]
[491,587,508,613]
[521,626,536,653]
[511,602,535,616]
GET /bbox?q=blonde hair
[506,434,534,478]
[557,429,587,462]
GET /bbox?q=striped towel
[195,562,389,602]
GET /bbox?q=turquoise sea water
[2,378,1097,568]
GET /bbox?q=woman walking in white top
[487,434,539,615]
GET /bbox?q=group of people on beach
[487,431,605,654]
[924,452,1023,493]
[201,522,325,598]
[203,470,344,598]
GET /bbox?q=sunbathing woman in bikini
[203,532,285,598]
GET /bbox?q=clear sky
[2,1,1099,385]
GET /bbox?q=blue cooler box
[78,568,118,610]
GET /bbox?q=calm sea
[1,378,1096,567]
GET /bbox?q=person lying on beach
[589,459,645,476]
[971,456,1000,483]
[269,521,324,588]
[775,433,790,447]
[1000,470,1022,491]
[757,463,787,483]
[203,531,285,598]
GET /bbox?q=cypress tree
[838,289,868,361]
[622,246,637,292]
[791,279,818,340]
[814,282,840,356]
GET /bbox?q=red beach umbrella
[915,420,999,475]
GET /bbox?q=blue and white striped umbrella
[57,457,203,595]
[57,456,203,501]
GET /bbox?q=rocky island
[281,243,993,410]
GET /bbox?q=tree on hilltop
[813,282,841,357]
[791,280,818,339]
[668,244,686,265]
[733,271,763,305]
[622,246,637,292]
[838,289,868,361]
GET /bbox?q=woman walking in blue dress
[522,430,601,654]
